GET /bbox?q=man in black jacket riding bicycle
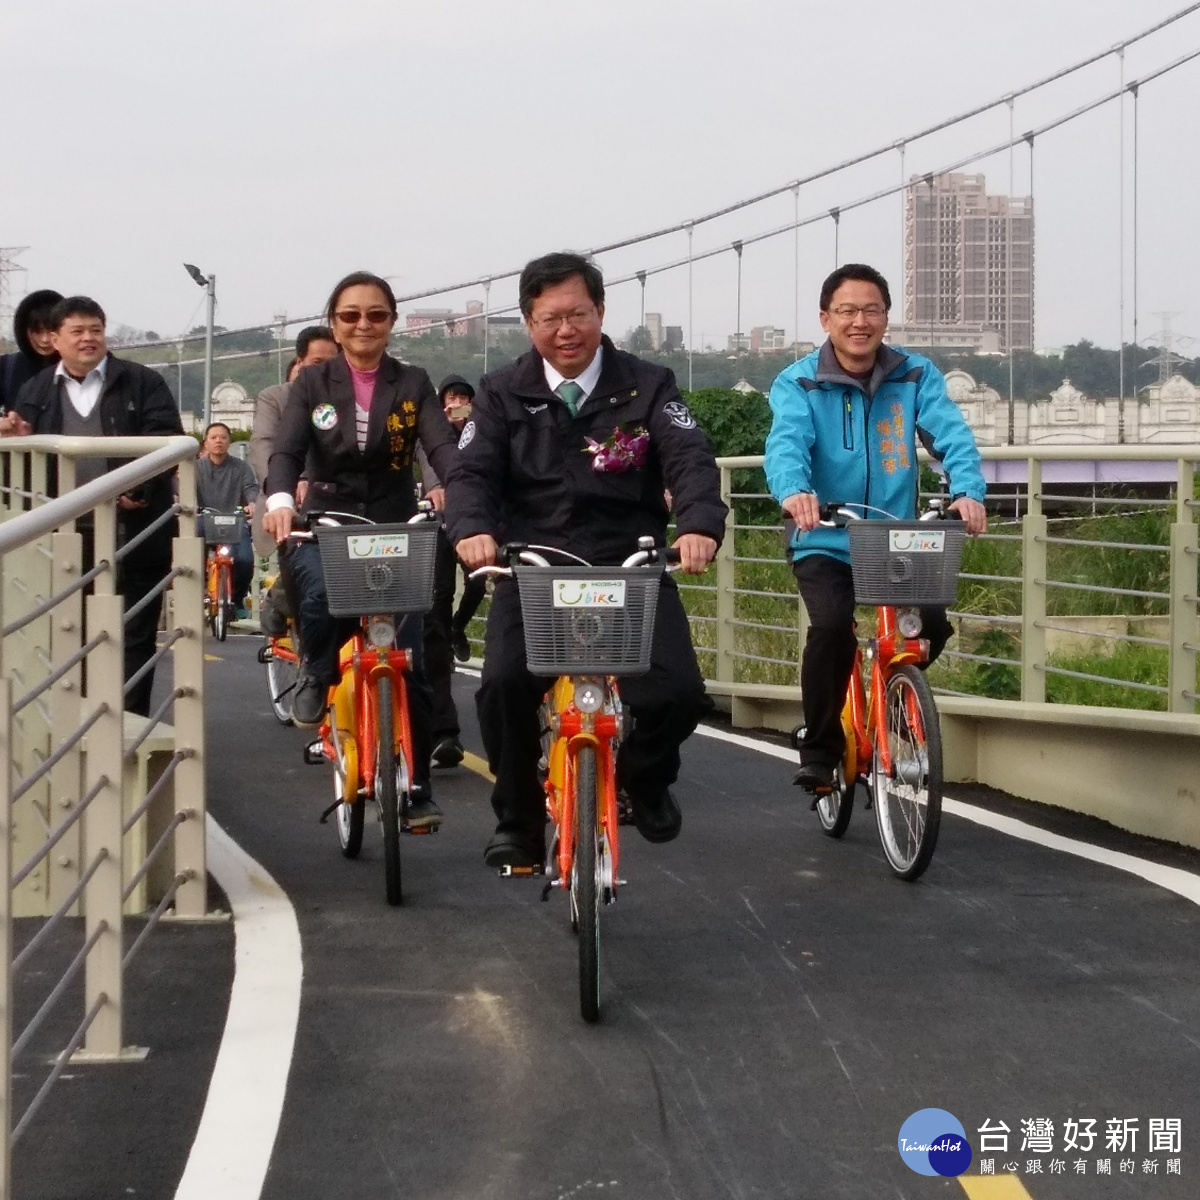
[446,252,728,869]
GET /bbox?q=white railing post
[171,458,206,918]
[715,463,737,687]
[0,666,14,1199]
[1020,457,1048,703]
[48,531,84,914]
[80,587,125,1060]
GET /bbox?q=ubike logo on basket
[552,580,627,608]
[347,533,410,559]
[889,528,945,554]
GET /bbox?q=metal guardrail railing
[0,434,207,1198]
[456,446,1199,717]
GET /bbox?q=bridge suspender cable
[128,3,1200,352]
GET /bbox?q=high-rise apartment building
[903,172,1033,353]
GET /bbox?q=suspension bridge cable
[126,6,1200,353]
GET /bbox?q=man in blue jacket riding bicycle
[764,264,987,793]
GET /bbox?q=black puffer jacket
[445,336,728,565]
[0,289,62,412]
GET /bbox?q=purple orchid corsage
[584,424,650,474]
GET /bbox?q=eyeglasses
[529,307,598,332]
[827,304,887,321]
[333,308,393,326]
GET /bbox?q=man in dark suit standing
[0,295,184,715]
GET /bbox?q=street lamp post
[184,263,215,429]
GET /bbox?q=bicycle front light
[897,608,924,638]
[573,680,604,713]
[366,616,396,648]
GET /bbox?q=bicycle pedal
[402,821,441,836]
[303,740,326,766]
[256,645,271,665]
[498,863,544,878]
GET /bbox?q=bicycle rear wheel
[266,637,298,724]
[333,740,364,860]
[376,676,403,906]
[871,664,942,881]
[573,745,601,1023]
[815,765,855,838]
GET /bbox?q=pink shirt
[347,363,378,451]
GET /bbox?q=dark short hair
[819,264,891,312]
[50,295,107,329]
[203,422,232,440]
[324,273,397,324]
[295,325,335,359]
[16,289,64,334]
[518,252,604,318]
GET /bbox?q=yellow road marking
[959,1177,1037,1198]
[205,653,222,662]
[460,751,494,783]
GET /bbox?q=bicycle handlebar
[469,541,680,581]
[285,503,438,542]
[816,499,961,527]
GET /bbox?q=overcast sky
[3,0,1198,360]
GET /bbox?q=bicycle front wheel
[266,637,298,724]
[214,565,230,641]
[376,676,403,906]
[573,745,601,1023]
[871,664,942,881]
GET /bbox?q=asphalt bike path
[207,636,1200,1200]
[18,633,1200,1199]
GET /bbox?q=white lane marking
[694,723,1200,908]
[174,816,302,1200]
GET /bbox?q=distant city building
[727,332,751,353]
[904,172,1034,353]
[750,325,787,353]
[664,325,684,352]
[645,312,664,351]
[404,301,485,338]
[886,323,1001,355]
[208,379,254,432]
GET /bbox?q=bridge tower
[0,246,29,344]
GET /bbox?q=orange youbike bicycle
[296,509,441,906]
[200,508,247,642]
[805,501,966,882]
[473,537,675,1022]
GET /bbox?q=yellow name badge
[889,529,946,553]
[347,533,410,559]
[552,580,627,608]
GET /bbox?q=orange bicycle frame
[544,675,621,887]
[841,605,929,781]
[323,632,413,799]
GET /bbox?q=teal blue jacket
[764,341,986,564]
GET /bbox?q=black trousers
[288,540,433,789]
[423,529,460,740]
[476,576,709,841]
[80,519,168,719]
[792,554,953,768]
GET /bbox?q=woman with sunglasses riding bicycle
[262,271,460,826]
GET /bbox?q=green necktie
[556,380,584,416]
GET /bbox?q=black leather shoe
[484,829,545,870]
[431,736,464,768]
[631,788,682,844]
[292,671,328,728]
[793,761,835,791]
[451,627,471,663]
[402,787,443,830]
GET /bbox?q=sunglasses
[333,308,393,326]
